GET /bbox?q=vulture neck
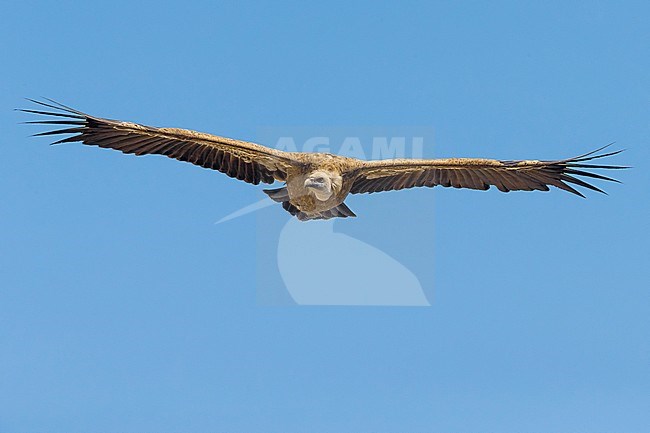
[312,190,333,201]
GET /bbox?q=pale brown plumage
[21,99,627,220]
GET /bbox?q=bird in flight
[21,99,626,221]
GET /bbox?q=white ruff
[313,190,332,201]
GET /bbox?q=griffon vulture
[21,99,626,220]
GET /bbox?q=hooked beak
[304,178,326,190]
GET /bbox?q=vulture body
[21,99,626,220]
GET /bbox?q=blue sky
[1,1,649,432]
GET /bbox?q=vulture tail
[294,203,356,221]
[282,201,357,221]
[267,188,357,220]
[318,202,357,219]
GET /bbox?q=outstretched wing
[349,145,627,197]
[20,99,302,185]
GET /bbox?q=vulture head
[304,170,342,201]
